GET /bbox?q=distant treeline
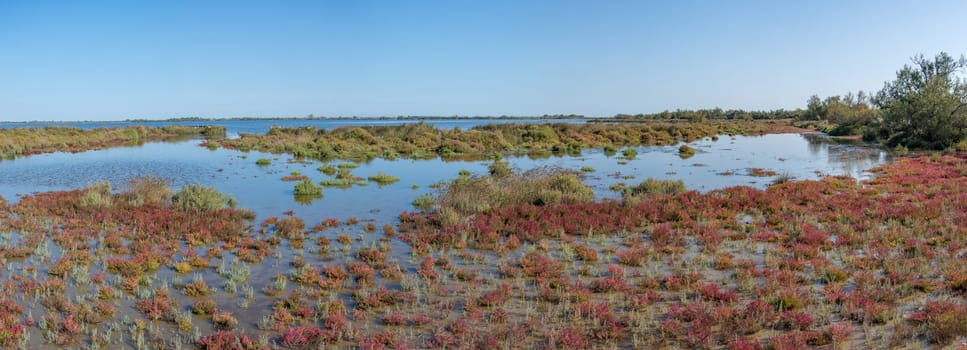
[126,114,585,123]
[611,109,803,122]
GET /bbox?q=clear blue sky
[2,0,965,121]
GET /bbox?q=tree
[804,95,824,121]
[873,52,967,149]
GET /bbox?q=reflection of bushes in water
[438,168,593,219]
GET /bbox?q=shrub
[439,169,592,216]
[317,164,337,175]
[79,181,113,209]
[255,158,271,166]
[367,172,400,185]
[293,179,322,196]
[122,175,171,207]
[184,280,211,297]
[172,184,233,211]
[678,144,696,159]
[192,300,217,315]
[173,262,192,274]
[603,144,617,155]
[412,194,435,211]
[213,311,238,330]
[771,294,804,312]
[623,178,686,200]
[621,148,638,159]
[488,161,512,177]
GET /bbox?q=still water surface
[0,132,888,228]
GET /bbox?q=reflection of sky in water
[0,133,888,226]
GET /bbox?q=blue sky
[1,0,965,121]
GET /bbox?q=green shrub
[317,164,337,175]
[603,144,617,155]
[320,178,358,188]
[337,162,359,169]
[623,178,686,203]
[255,158,271,166]
[488,161,512,177]
[172,184,234,212]
[622,148,638,159]
[293,179,322,196]
[678,144,696,159]
[580,166,595,172]
[79,181,113,209]
[893,144,909,156]
[367,172,400,185]
[770,294,804,311]
[412,194,435,211]
[439,169,593,216]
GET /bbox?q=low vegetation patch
[293,179,322,196]
[367,172,400,185]
[435,168,593,218]
[172,184,236,211]
[0,125,225,160]
[205,120,808,162]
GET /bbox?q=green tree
[804,95,824,121]
[873,52,967,149]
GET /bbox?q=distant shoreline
[0,114,586,125]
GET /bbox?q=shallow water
[0,132,888,227]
